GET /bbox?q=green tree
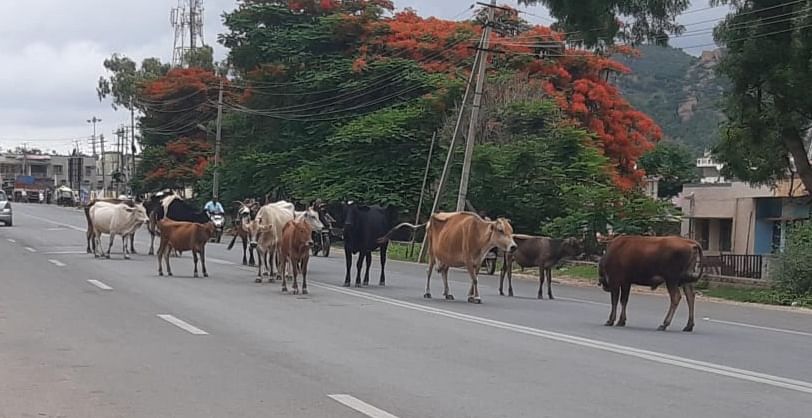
[772,221,812,301]
[711,0,812,193]
[518,0,690,48]
[97,54,170,111]
[638,141,699,198]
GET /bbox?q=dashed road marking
[6,238,15,243]
[15,213,85,232]
[208,257,235,265]
[43,251,88,255]
[312,282,812,395]
[328,395,399,418]
[87,279,113,290]
[48,259,66,267]
[703,317,812,338]
[157,314,209,335]
[24,247,36,253]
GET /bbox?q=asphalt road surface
[2,203,811,417]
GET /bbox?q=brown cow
[382,212,517,304]
[599,235,703,332]
[499,236,581,299]
[278,218,314,295]
[156,219,215,278]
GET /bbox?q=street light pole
[87,116,101,157]
[212,79,224,200]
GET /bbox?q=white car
[0,190,12,226]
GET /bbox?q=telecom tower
[171,0,204,67]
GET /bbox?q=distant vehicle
[0,190,12,226]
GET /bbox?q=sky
[0,0,729,154]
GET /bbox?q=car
[0,190,12,226]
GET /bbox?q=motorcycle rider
[204,197,225,216]
[312,198,335,229]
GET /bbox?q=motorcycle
[209,212,225,243]
[311,227,331,257]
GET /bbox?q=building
[0,151,98,195]
[675,154,810,256]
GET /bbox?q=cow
[227,201,257,266]
[144,192,210,256]
[499,236,581,299]
[340,202,399,287]
[598,235,703,332]
[278,217,316,295]
[381,212,517,304]
[248,200,296,282]
[89,202,149,259]
[84,198,139,255]
[156,218,215,278]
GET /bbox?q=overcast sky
[0,0,728,154]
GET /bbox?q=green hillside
[614,45,727,154]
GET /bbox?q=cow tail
[83,203,94,236]
[376,222,427,245]
[227,231,238,250]
[688,244,704,282]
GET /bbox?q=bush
[772,221,812,299]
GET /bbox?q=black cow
[144,191,211,255]
[340,202,399,287]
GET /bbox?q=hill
[614,45,727,154]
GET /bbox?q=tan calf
[278,218,314,295]
[157,219,215,278]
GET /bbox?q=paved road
[2,203,811,417]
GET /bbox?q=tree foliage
[711,0,812,192]
[638,141,699,198]
[772,221,812,301]
[97,54,170,111]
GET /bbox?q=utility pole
[130,97,137,184]
[99,134,106,197]
[87,116,101,157]
[409,132,436,258]
[456,0,495,212]
[417,26,487,263]
[212,78,224,200]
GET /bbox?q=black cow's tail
[227,229,238,250]
[687,244,704,282]
[376,222,427,245]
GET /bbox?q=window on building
[719,219,732,252]
[53,165,63,175]
[85,166,93,177]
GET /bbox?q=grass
[555,264,599,281]
[700,285,812,307]
[385,241,421,263]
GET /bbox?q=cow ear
[123,206,135,213]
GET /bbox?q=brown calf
[500,236,581,299]
[278,218,314,295]
[157,219,215,278]
[599,235,703,331]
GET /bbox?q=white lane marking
[48,259,66,267]
[157,314,209,335]
[556,296,610,306]
[87,279,113,290]
[703,317,812,338]
[208,257,235,265]
[24,247,36,253]
[46,227,67,231]
[42,251,88,255]
[6,238,15,243]
[15,212,85,232]
[310,282,812,395]
[328,395,399,418]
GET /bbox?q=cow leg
[658,284,682,331]
[355,253,364,287]
[255,249,264,283]
[344,250,352,287]
[537,266,545,299]
[424,258,435,298]
[148,232,155,256]
[378,243,388,286]
[249,245,256,267]
[616,283,631,327]
[301,256,309,295]
[292,257,300,295]
[281,256,289,293]
[508,264,514,297]
[157,242,164,276]
[122,235,130,260]
[441,267,454,300]
[165,246,173,276]
[86,229,93,254]
[466,266,481,304]
[362,252,372,286]
[200,246,209,278]
[130,234,136,254]
[682,283,696,332]
[193,250,199,278]
[605,287,620,326]
[106,233,115,259]
[498,255,507,296]
[240,238,248,266]
[547,268,555,300]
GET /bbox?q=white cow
[249,200,295,282]
[294,206,325,232]
[90,202,149,259]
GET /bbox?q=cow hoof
[379,281,385,287]
[499,291,504,296]
[159,272,163,277]
[657,325,668,331]
[105,255,111,259]
[255,278,262,283]
[548,295,555,300]
[263,272,270,277]
[148,251,154,256]
[282,288,288,293]
[683,325,694,332]
[424,293,432,299]
[203,273,209,278]
[537,294,544,300]
[445,294,454,301]
[293,289,299,295]
[508,291,514,297]
[242,261,247,266]
[302,289,309,295]
[615,321,626,327]
[194,273,199,278]
[355,283,362,288]
[604,320,614,326]
[467,297,482,304]
[124,256,131,260]
[168,272,173,277]
[343,281,351,287]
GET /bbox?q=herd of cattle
[81,191,704,332]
